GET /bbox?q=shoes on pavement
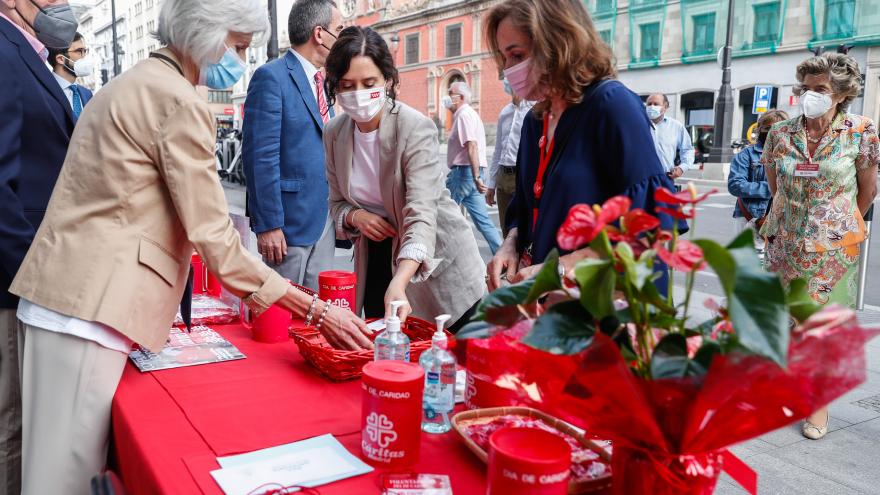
[802,413,828,440]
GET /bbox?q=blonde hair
[485,0,616,118]
[757,109,789,132]
[793,52,862,114]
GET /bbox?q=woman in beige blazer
[8,1,370,492]
[323,26,486,331]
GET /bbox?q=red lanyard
[532,113,555,228]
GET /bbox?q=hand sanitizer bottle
[420,314,456,433]
[373,300,411,362]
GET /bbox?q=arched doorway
[680,91,715,164]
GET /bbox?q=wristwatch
[558,259,567,280]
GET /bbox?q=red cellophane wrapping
[465,306,879,494]
[173,294,240,327]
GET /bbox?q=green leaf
[725,241,790,366]
[727,228,757,250]
[650,334,690,379]
[574,259,616,318]
[693,317,720,337]
[615,242,654,290]
[636,281,676,314]
[690,341,721,375]
[786,278,822,323]
[525,250,562,303]
[522,301,596,354]
[455,320,495,340]
[589,230,614,258]
[474,279,535,327]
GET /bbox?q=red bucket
[487,427,571,495]
[319,271,356,312]
[191,252,221,297]
[361,361,424,469]
[241,303,290,343]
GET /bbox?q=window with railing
[134,2,142,15]
[599,29,612,45]
[640,22,661,60]
[445,24,462,58]
[405,33,419,65]
[753,2,781,44]
[208,90,233,104]
[145,0,153,8]
[824,0,855,38]
[692,13,716,53]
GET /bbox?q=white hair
[155,0,269,67]
[450,81,472,103]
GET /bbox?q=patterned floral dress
[760,112,879,307]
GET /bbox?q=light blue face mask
[202,46,246,89]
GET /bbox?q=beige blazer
[325,101,486,324]
[10,49,289,352]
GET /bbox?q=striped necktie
[314,71,329,124]
[70,84,83,120]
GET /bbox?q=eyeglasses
[65,48,89,56]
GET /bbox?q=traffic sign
[752,85,773,114]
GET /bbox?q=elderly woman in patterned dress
[760,52,879,440]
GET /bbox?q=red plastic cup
[487,427,572,495]
[361,361,424,469]
[241,303,291,343]
[319,271,356,312]
[191,252,221,297]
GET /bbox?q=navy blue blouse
[508,80,680,263]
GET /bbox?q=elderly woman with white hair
[9,0,371,492]
[442,80,503,253]
[760,51,879,440]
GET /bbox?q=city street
[224,177,880,495]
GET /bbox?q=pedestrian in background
[485,0,678,291]
[0,1,78,492]
[242,0,342,291]
[324,26,485,331]
[10,1,371,492]
[487,78,535,236]
[646,93,695,181]
[47,31,93,120]
[727,109,788,256]
[442,81,504,254]
[761,52,878,440]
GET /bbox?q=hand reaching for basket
[319,303,374,351]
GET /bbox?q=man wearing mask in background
[443,81,503,254]
[487,78,534,236]
[47,31,93,120]
[0,1,78,493]
[242,0,342,291]
[646,93,695,181]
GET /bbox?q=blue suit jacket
[80,85,93,106]
[242,50,331,247]
[0,18,74,308]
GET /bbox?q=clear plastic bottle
[420,314,456,433]
[373,300,411,362]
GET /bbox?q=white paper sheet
[211,446,357,495]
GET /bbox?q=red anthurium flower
[656,206,695,220]
[654,185,717,205]
[655,238,706,271]
[557,196,632,250]
[621,209,660,236]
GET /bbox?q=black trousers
[363,237,480,333]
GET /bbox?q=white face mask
[338,87,387,123]
[646,105,663,120]
[441,95,453,110]
[801,90,834,119]
[63,55,94,78]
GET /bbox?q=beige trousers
[20,324,128,495]
[0,309,23,495]
[495,168,517,238]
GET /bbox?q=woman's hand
[319,303,375,351]
[487,230,520,291]
[508,263,542,284]
[350,209,397,242]
[384,281,412,324]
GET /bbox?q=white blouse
[350,126,388,218]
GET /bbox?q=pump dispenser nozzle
[387,300,406,330]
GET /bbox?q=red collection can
[487,427,572,495]
[318,271,356,312]
[361,361,424,469]
[191,252,221,297]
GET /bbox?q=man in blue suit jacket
[47,32,93,120]
[243,0,342,291]
[0,3,77,493]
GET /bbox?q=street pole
[708,0,736,164]
[110,0,120,76]
[267,0,279,60]
[857,205,873,310]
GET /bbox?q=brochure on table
[211,434,373,495]
[128,326,246,372]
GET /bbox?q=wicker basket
[290,312,447,381]
[451,406,612,494]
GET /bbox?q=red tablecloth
[111,324,487,494]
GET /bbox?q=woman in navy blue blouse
[485,0,678,290]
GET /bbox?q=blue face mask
[202,46,246,89]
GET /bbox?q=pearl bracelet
[304,293,319,326]
[315,299,332,331]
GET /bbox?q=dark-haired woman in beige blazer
[324,26,485,331]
